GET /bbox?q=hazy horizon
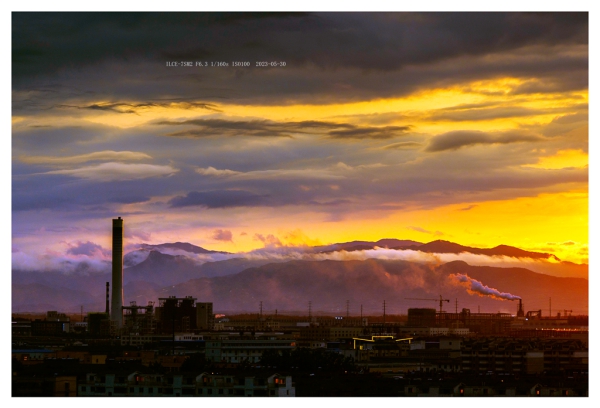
[12,12,588,315]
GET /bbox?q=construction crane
[405,295,450,313]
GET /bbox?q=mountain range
[12,239,588,314]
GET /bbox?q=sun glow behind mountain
[12,12,588,283]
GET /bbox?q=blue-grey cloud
[13,13,587,79]
[159,118,409,140]
[426,130,543,152]
[65,241,110,257]
[39,162,179,181]
[56,101,220,114]
[12,13,587,107]
[169,190,269,208]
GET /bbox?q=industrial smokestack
[517,299,524,318]
[105,282,110,314]
[111,217,124,327]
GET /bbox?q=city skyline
[9,11,592,400]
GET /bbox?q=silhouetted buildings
[152,297,215,334]
[87,313,111,337]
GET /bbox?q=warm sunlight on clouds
[12,12,588,280]
[525,149,588,170]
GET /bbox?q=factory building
[436,308,513,335]
[154,296,214,334]
[196,302,214,331]
[407,308,437,327]
[122,301,156,335]
[87,312,111,336]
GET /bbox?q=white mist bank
[13,243,586,279]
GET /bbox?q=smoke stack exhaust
[450,273,521,301]
[105,282,110,314]
[111,217,124,327]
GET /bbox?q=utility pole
[172,307,176,356]
[308,301,312,320]
[259,301,263,319]
[549,297,552,317]
[455,298,458,313]
[346,300,349,319]
[383,300,386,325]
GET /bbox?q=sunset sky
[11,12,588,268]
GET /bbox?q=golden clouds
[526,149,588,170]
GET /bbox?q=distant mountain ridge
[316,239,422,253]
[404,240,561,261]
[133,238,561,262]
[140,242,229,254]
[12,238,586,312]
[157,259,588,314]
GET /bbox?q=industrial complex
[12,218,589,397]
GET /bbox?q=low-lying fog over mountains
[12,239,588,314]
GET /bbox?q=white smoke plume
[450,273,521,300]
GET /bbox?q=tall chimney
[111,217,124,327]
[517,298,524,318]
[105,282,110,314]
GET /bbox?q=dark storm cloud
[56,101,220,114]
[168,190,269,208]
[327,126,411,140]
[159,118,409,140]
[426,130,543,152]
[12,13,587,105]
[12,13,587,79]
[13,13,588,72]
[12,12,310,80]
[161,119,292,138]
